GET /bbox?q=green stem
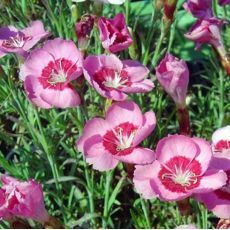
[213,0,218,16]
[152,19,165,67]
[218,69,225,127]
[140,199,151,228]
[83,160,96,226]
[102,171,113,228]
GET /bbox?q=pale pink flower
[219,0,230,6]
[0,20,49,59]
[20,38,83,109]
[183,0,213,19]
[83,54,154,101]
[184,17,225,50]
[133,135,227,201]
[156,54,189,108]
[77,101,156,171]
[195,126,230,219]
[98,13,133,53]
[0,175,49,223]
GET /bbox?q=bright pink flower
[133,135,227,201]
[219,0,230,6]
[0,20,49,59]
[0,175,49,223]
[195,126,230,218]
[83,54,154,101]
[77,101,156,171]
[184,17,225,50]
[156,54,189,108]
[183,0,213,19]
[20,38,83,109]
[98,13,133,53]
[75,14,95,51]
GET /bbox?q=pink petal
[122,79,154,93]
[133,111,156,146]
[114,148,155,164]
[19,48,53,81]
[24,75,52,109]
[133,164,158,199]
[77,118,110,153]
[105,101,143,127]
[156,135,199,164]
[211,154,230,171]
[40,86,81,108]
[83,55,102,78]
[86,145,118,171]
[193,169,227,193]
[122,60,149,82]
[106,89,128,101]
[99,54,123,72]
[192,137,212,174]
[195,192,230,219]
[43,38,83,70]
[22,20,50,51]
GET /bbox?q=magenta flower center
[158,156,201,193]
[215,170,230,201]
[39,58,77,89]
[103,122,137,156]
[215,139,230,152]
[94,68,130,90]
[2,33,31,49]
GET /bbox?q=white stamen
[103,72,128,89]
[47,59,67,85]
[3,34,28,48]
[162,164,197,187]
[114,127,136,151]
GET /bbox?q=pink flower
[184,17,225,50]
[219,0,230,6]
[20,38,83,109]
[75,14,95,51]
[195,126,230,218]
[183,0,213,19]
[156,54,189,108]
[83,54,154,101]
[133,135,227,201]
[98,13,133,53]
[212,125,230,155]
[0,20,49,59]
[77,101,156,171]
[0,175,49,223]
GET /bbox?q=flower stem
[176,107,191,136]
[177,198,191,216]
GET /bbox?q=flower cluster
[0,1,229,227]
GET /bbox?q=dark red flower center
[215,170,230,201]
[39,58,77,90]
[158,156,202,193]
[103,122,138,156]
[93,67,130,90]
[2,32,31,49]
[215,139,230,152]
